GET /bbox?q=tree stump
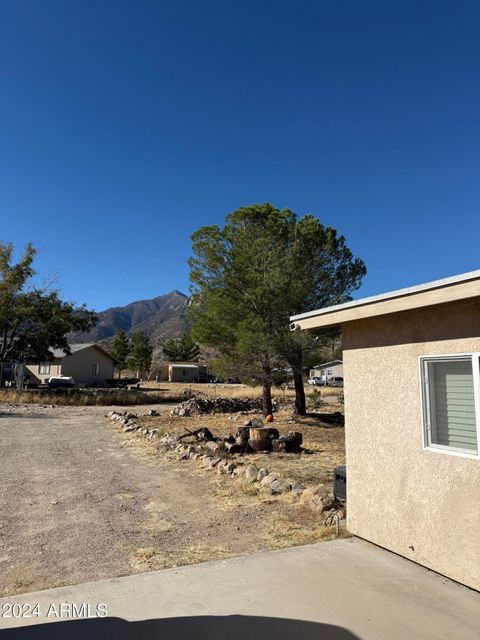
[248,427,272,452]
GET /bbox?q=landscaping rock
[225,462,236,474]
[260,474,277,487]
[300,484,335,513]
[244,464,260,483]
[291,482,306,493]
[170,397,263,417]
[217,462,228,475]
[232,466,246,477]
[209,457,222,468]
[257,468,269,482]
[270,480,290,494]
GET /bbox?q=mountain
[73,291,190,347]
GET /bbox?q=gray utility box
[333,466,346,502]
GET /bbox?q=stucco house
[158,363,208,383]
[290,269,480,591]
[309,360,343,383]
[26,343,116,386]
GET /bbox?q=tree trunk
[292,364,307,415]
[262,379,273,417]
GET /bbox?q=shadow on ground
[0,615,360,639]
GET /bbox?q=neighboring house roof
[312,360,343,369]
[290,269,480,330]
[169,363,201,369]
[49,343,117,362]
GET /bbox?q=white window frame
[39,363,50,374]
[419,353,480,460]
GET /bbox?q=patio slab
[0,538,478,639]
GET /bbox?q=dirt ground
[0,401,345,597]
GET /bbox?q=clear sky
[1,1,479,311]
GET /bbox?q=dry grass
[129,544,233,572]
[139,381,342,399]
[259,506,350,549]
[137,408,345,489]
[0,567,68,597]
[0,388,178,406]
[211,477,276,510]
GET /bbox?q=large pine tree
[111,330,131,378]
[189,204,365,415]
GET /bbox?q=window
[91,363,100,376]
[39,364,50,374]
[420,355,480,457]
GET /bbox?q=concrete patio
[0,538,478,639]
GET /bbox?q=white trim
[418,353,480,460]
[290,269,480,322]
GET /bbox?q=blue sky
[1,1,479,311]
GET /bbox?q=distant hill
[73,291,190,348]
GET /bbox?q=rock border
[106,410,345,520]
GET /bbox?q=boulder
[233,466,246,477]
[300,484,335,513]
[291,482,306,493]
[257,468,269,482]
[244,465,260,483]
[270,480,291,494]
[260,474,277,488]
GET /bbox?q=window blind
[428,359,478,452]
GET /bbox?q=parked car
[307,376,326,386]
[327,376,344,387]
[48,376,76,388]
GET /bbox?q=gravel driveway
[0,403,261,596]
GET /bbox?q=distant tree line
[110,330,201,378]
[110,330,153,379]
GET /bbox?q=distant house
[26,343,116,386]
[309,360,343,383]
[158,363,208,383]
[291,269,480,591]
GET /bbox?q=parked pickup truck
[307,376,326,386]
[48,376,76,388]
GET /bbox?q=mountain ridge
[73,290,190,345]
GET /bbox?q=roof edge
[290,269,480,323]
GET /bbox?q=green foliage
[0,242,96,363]
[127,331,153,376]
[188,203,366,414]
[307,388,324,409]
[162,332,201,362]
[111,330,131,376]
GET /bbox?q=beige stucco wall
[27,347,114,385]
[311,363,344,380]
[61,347,114,385]
[342,298,480,590]
[169,365,199,382]
[26,361,62,383]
